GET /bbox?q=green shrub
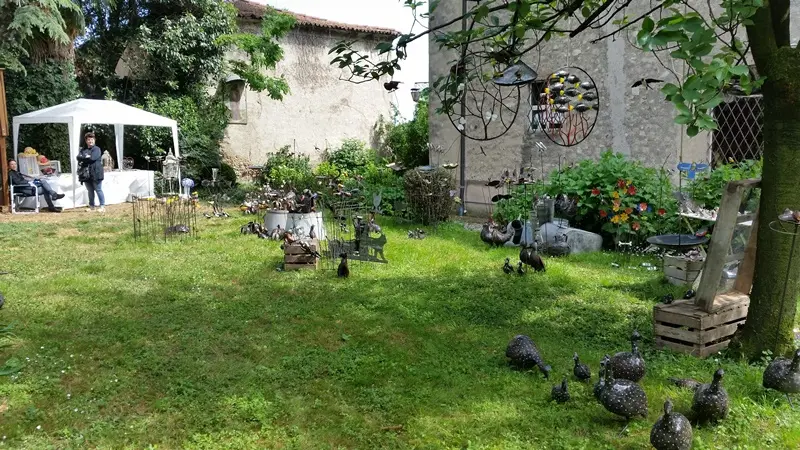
[689,159,762,209]
[325,139,373,174]
[262,145,314,191]
[493,182,545,224]
[383,99,429,169]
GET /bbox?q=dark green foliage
[383,99,429,169]
[216,7,296,99]
[492,182,543,224]
[4,60,80,171]
[316,139,405,215]
[262,146,315,191]
[689,159,762,209]
[403,168,455,224]
[135,92,230,181]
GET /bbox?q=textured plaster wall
[428,1,726,216]
[221,22,395,172]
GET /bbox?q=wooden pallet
[654,293,749,357]
[283,239,319,270]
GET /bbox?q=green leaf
[729,65,750,76]
[642,16,655,33]
[686,124,699,137]
[661,83,680,96]
[674,114,693,125]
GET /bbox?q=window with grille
[709,95,763,167]
[225,79,247,124]
[528,80,564,133]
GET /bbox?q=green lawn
[0,210,798,449]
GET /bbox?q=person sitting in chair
[8,159,64,212]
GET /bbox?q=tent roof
[13,99,177,128]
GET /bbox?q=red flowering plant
[594,178,661,239]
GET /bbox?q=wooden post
[0,68,9,213]
[695,178,761,312]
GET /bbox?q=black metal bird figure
[505,335,552,379]
[763,348,800,408]
[516,261,525,275]
[691,368,730,423]
[337,253,350,278]
[308,224,317,240]
[598,364,649,435]
[502,257,514,274]
[573,352,592,382]
[631,78,664,89]
[383,81,402,92]
[650,399,693,450]
[551,377,570,404]
[609,330,646,382]
[519,246,546,272]
[299,241,321,259]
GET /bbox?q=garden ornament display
[516,261,525,275]
[551,377,570,404]
[594,356,609,401]
[650,399,693,450]
[536,68,600,147]
[762,349,800,408]
[688,369,729,423]
[572,353,591,382]
[608,330,646,383]
[505,335,551,379]
[598,364,649,435]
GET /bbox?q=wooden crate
[283,239,319,271]
[653,293,749,357]
[663,255,704,285]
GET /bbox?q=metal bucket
[264,210,288,231]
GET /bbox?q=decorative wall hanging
[536,67,600,147]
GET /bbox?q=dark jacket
[77,146,104,183]
[9,169,29,186]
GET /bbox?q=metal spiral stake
[768,209,800,348]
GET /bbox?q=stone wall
[221,22,396,174]
[427,1,786,216]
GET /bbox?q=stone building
[427,1,798,216]
[222,0,401,172]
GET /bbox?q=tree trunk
[738,46,800,359]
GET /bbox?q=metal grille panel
[709,94,764,167]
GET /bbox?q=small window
[528,80,564,133]
[225,77,247,124]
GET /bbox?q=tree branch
[570,0,629,37]
[770,0,791,47]
[590,2,665,44]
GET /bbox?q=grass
[0,207,798,449]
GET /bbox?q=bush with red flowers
[546,150,680,243]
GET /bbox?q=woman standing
[77,132,105,212]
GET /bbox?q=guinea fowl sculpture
[594,356,609,400]
[337,253,349,278]
[668,376,702,391]
[505,335,551,379]
[650,399,693,450]
[519,246,546,272]
[598,364,649,434]
[516,261,525,275]
[502,258,514,274]
[691,368,729,423]
[573,353,591,382]
[763,349,800,408]
[609,330,646,382]
[551,377,570,403]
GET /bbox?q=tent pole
[0,69,9,212]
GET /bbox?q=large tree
[330,0,798,359]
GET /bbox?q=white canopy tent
[12,99,180,207]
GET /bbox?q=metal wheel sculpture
[440,50,527,141]
[536,67,600,147]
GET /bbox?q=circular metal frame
[536,67,600,147]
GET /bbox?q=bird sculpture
[683,289,696,300]
[650,399,693,450]
[691,368,729,423]
[516,261,525,275]
[257,231,269,239]
[308,225,317,240]
[502,257,514,274]
[337,253,350,278]
[203,212,212,219]
[762,349,800,408]
[269,225,284,241]
[594,356,609,401]
[283,232,297,245]
[551,377,570,403]
[490,224,515,247]
[383,81,402,92]
[631,78,664,89]
[299,241,321,259]
[662,294,675,304]
[598,364,649,434]
[480,223,494,245]
[519,246,546,272]
[609,330,646,382]
[505,334,552,379]
[668,376,703,391]
[573,352,591,382]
